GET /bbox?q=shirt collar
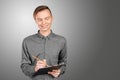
[37,30,55,39]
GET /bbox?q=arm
[58,38,67,75]
[21,39,35,78]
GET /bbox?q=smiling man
[21,5,67,80]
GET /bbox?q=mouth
[41,25,47,28]
[40,25,48,29]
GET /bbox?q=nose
[42,20,46,25]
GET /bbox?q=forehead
[36,9,51,18]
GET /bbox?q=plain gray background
[0,0,120,80]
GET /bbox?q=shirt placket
[43,37,46,59]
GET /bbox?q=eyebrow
[36,16,51,20]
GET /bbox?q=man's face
[35,9,53,32]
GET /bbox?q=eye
[45,17,49,20]
[37,18,42,22]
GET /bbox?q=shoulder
[53,33,67,44]
[22,33,37,43]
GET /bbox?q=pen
[32,55,49,67]
[32,55,40,61]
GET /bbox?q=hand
[48,69,61,77]
[34,59,47,72]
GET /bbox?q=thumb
[43,59,46,62]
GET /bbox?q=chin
[40,27,50,31]
[41,28,49,31]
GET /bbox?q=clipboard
[32,55,65,76]
[33,64,64,76]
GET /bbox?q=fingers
[35,59,47,72]
[52,70,60,74]
[48,69,61,77]
[35,65,41,72]
[36,60,45,65]
[36,59,47,66]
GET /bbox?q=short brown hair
[33,5,52,19]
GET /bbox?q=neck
[40,30,51,37]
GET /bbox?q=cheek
[47,20,52,25]
[36,21,42,26]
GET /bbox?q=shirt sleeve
[21,39,35,78]
[58,38,67,76]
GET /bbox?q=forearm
[59,60,67,75]
[60,65,66,74]
[59,39,67,76]
[21,63,35,77]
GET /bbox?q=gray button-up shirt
[21,30,67,80]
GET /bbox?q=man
[21,5,67,80]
